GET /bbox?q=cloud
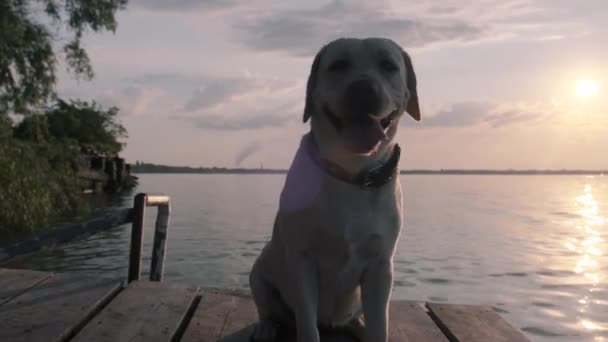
[183,79,254,112]
[484,108,544,127]
[224,0,594,58]
[64,72,303,124]
[404,101,547,129]
[92,85,165,117]
[182,77,297,112]
[235,1,488,57]
[422,102,493,127]
[168,74,304,130]
[130,0,240,12]
[184,112,295,131]
[175,99,302,131]
[427,5,461,15]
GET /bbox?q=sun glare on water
[576,79,599,97]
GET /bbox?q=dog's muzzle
[345,78,384,120]
[322,78,398,154]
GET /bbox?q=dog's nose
[345,79,383,118]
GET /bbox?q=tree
[0,0,128,116]
[46,99,127,155]
[0,1,131,238]
[14,99,127,154]
[12,113,52,143]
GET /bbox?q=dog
[249,37,421,342]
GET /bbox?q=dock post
[127,193,172,283]
[128,193,146,283]
[148,195,171,281]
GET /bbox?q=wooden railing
[128,193,171,283]
[0,193,172,284]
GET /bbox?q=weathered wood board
[71,280,198,342]
[0,272,120,342]
[0,269,530,342]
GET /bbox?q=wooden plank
[181,291,249,342]
[427,303,530,342]
[220,292,259,338]
[0,268,52,306]
[389,301,449,341]
[0,273,121,342]
[182,292,445,342]
[72,280,198,342]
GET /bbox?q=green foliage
[0,0,130,239]
[13,113,52,143]
[0,0,128,114]
[0,112,12,139]
[1,98,130,237]
[0,136,82,238]
[15,99,127,154]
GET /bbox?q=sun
[575,79,599,97]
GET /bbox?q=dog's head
[304,38,420,156]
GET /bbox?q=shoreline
[132,169,607,175]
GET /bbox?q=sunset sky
[56,0,608,169]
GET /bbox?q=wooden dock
[0,268,530,342]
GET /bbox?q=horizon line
[130,162,607,175]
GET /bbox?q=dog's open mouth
[323,104,398,154]
[380,109,398,131]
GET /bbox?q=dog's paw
[344,316,366,341]
[250,320,279,342]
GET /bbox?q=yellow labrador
[249,37,421,342]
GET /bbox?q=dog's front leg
[361,257,393,342]
[287,253,320,342]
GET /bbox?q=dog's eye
[328,59,351,72]
[379,60,398,72]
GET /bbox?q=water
[4,174,607,341]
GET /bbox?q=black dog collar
[307,135,401,188]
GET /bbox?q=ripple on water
[531,301,556,308]
[540,283,582,290]
[492,306,509,314]
[418,277,452,285]
[245,240,266,245]
[504,272,528,277]
[427,296,449,302]
[393,279,417,288]
[536,270,576,277]
[419,257,452,263]
[395,267,417,274]
[394,259,414,265]
[488,272,528,278]
[206,252,231,259]
[521,326,567,338]
[440,265,462,271]
[551,211,580,219]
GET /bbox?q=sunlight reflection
[569,183,606,336]
[580,319,608,332]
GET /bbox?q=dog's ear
[303,48,325,123]
[401,49,421,121]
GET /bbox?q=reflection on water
[2,174,608,342]
[570,181,606,339]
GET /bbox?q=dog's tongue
[345,118,387,153]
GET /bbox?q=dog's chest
[311,181,401,283]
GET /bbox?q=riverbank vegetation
[0,0,129,240]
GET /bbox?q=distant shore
[132,163,606,175]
